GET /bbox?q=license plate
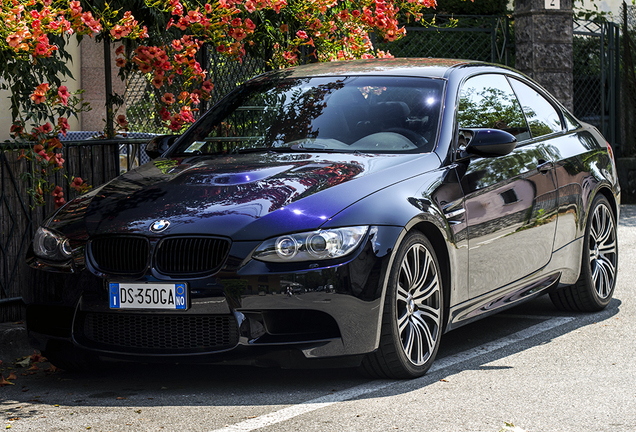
[109,282,188,310]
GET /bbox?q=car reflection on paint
[25,59,619,378]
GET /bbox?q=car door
[456,73,559,298]
[506,76,585,252]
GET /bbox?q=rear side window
[457,74,530,141]
[509,78,563,138]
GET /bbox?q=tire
[361,232,443,379]
[550,194,618,312]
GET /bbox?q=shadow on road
[1,294,622,410]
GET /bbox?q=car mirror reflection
[146,135,180,159]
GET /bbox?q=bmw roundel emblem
[150,219,170,232]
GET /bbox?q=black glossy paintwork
[463,129,517,157]
[53,152,426,241]
[25,59,620,366]
[460,139,558,297]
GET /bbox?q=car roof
[264,58,481,80]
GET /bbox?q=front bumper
[25,226,403,366]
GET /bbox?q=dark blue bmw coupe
[26,59,619,378]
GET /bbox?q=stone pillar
[80,38,125,132]
[515,0,573,111]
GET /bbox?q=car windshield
[171,75,445,155]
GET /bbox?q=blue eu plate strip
[110,283,120,308]
[175,283,186,310]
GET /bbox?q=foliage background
[429,0,509,15]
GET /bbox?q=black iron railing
[0,138,150,321]
[573,19,621,152]
[374,15,513,66]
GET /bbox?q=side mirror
[458,129,517,159]
[145,135,180,159]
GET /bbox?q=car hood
[49,151,438,241]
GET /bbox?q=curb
[0,322,31,364]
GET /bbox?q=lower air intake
[78,312,239,353]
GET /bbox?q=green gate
[621,3,636,157]
[573,19,621,151]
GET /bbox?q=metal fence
[573,19,621,151]
[622,2,636,157]
[0,139,150,321]
[375,15,513,66]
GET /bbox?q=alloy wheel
[396,243,441,366]
[589,202,617,299]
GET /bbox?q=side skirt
[446,272,560,332]
[446,236,583,331]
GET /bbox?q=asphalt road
[2,206,636,432]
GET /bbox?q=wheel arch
[363,218,451,378]
[371,212,455,353]
[549,184,618,312]
[409,221,452,334]
[595,185,619,222]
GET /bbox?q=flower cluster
[110,11,148,40]
[49,176,86,208]
[1,1,149,208]
[118,0,439,133]
[270,0,438,65]
[30,83,72,107]
[2,0,146,60]
[3,3,74,58]
[117,35,216,131]
[2,0,450,208]
[0,0,147,207]
[13,82,91,207]
[116,0,260,132]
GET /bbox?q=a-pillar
[515,0,574,111]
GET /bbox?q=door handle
[444,208,465,219]
[537,159,553,174]
[443,204,465,223]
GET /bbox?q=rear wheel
[550,194,617,311]
[361,232,443,379]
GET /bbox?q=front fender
[323,165,468,347]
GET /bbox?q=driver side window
[458,74,531,142]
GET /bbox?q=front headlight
[253,226,368,263]
[33,227,73,261]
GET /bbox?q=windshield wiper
[172,145,360,156]
[292,142,327,150]
[235,147,296,154]
[290,143,362,154]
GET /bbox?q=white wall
[0,38,82,141]
[579,0,624,17]
[507,0,625,18]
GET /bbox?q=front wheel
[550,194,618,311]
[361,232,443,379]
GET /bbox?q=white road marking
[428,316,573,372]
[495,314,562,320]
[212,316,574,432]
